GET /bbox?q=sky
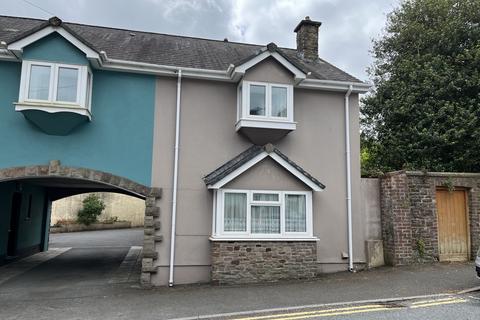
[0,0,400,81]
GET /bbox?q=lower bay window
[212,189,314,240]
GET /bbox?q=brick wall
[380,171,480,265]
[211,241,317,285]
[380,172,412,265]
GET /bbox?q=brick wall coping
[382,170,480,178]
[209,237,320,242]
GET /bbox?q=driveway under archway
[0,160,162,287]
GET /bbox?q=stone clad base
[211,241,317,285]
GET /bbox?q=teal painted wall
[0,36,155,186]
[0,182,48,260]
[16,184,47,251]
[0,182,16,258]
[23,32,89,65]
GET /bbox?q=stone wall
[211,241,317,285]
[380,171,480,265]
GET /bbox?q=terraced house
[0,15,371,286]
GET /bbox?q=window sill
[15,102,92,119]
[209,236,319,242]
[235,118,296,131]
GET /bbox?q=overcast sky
[1,0,399,81]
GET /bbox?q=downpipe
[344,84,354,272]
[169,69,182,287]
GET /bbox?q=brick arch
[0,160,162,287]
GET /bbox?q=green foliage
[77,194,106,225]
[416,238,426,258]
[362,0,480,173]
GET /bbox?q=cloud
[0,0,399,80]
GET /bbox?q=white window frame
[212,189,314,240]
[18,60,93,112]
[238,81,294,122]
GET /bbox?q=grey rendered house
[151,16,370,286]
[0,15,370,287]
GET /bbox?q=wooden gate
[435,189,470,261]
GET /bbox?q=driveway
[0,228,143,300]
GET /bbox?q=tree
[77,194,106,225]
[362,0,480,174]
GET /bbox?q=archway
[0,160,161,287]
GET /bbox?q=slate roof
[0,15,362,83]
[203,144,326,190]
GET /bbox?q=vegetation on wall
[77,194,106,225]
[361,0,480,176]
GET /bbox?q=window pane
[271,87,287,117]
[253,193,279,202]
[249,85,266,116]
[251,206,280,234]
[57,67,79,102]
[224,193,247,232]
[28,65,51,100]
[285,194,306,232]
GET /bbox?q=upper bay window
[236,81,296,144]
[18,60,92,114]
[212,189,313,240]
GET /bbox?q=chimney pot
[294,17,321,61]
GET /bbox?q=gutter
[169,69,182,287]
[344,84,354,272]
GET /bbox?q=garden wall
[380,171,480,265]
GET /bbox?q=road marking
[229,297,467,320]
[411,297,458,305]
[0,247,71,286]
[411,298,466,309]
[234,305,388,320]
[169,293,453,320]
[108,246,142,284]
[272,307,401,320]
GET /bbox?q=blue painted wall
[0,33,155,186]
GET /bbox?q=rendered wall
[0,33,156,186]
[151,58,363,285]
[0,182,16,260]
[0,182,47,263]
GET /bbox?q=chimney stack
[294,16,322,61]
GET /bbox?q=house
[0,15,371,286]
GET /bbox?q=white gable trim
[8,26,100,60]
[269,153,323,191]
[207,151,323,191]
[232,51,306,83]
[208,152,269,189]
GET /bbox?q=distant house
[0,15,370,286]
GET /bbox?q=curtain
[251,205,280,234]
[285,194,306,232]
[224,193,247,232]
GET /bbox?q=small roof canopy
[203,144,325,192]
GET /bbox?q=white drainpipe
[169,69,182,286]
[344,84,354,272]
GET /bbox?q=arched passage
[0,160,161,287]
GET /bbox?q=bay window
[18,60,92,112]
[236,81,295,134]
[213,189,313,239]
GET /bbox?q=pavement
[0,228,479,320]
